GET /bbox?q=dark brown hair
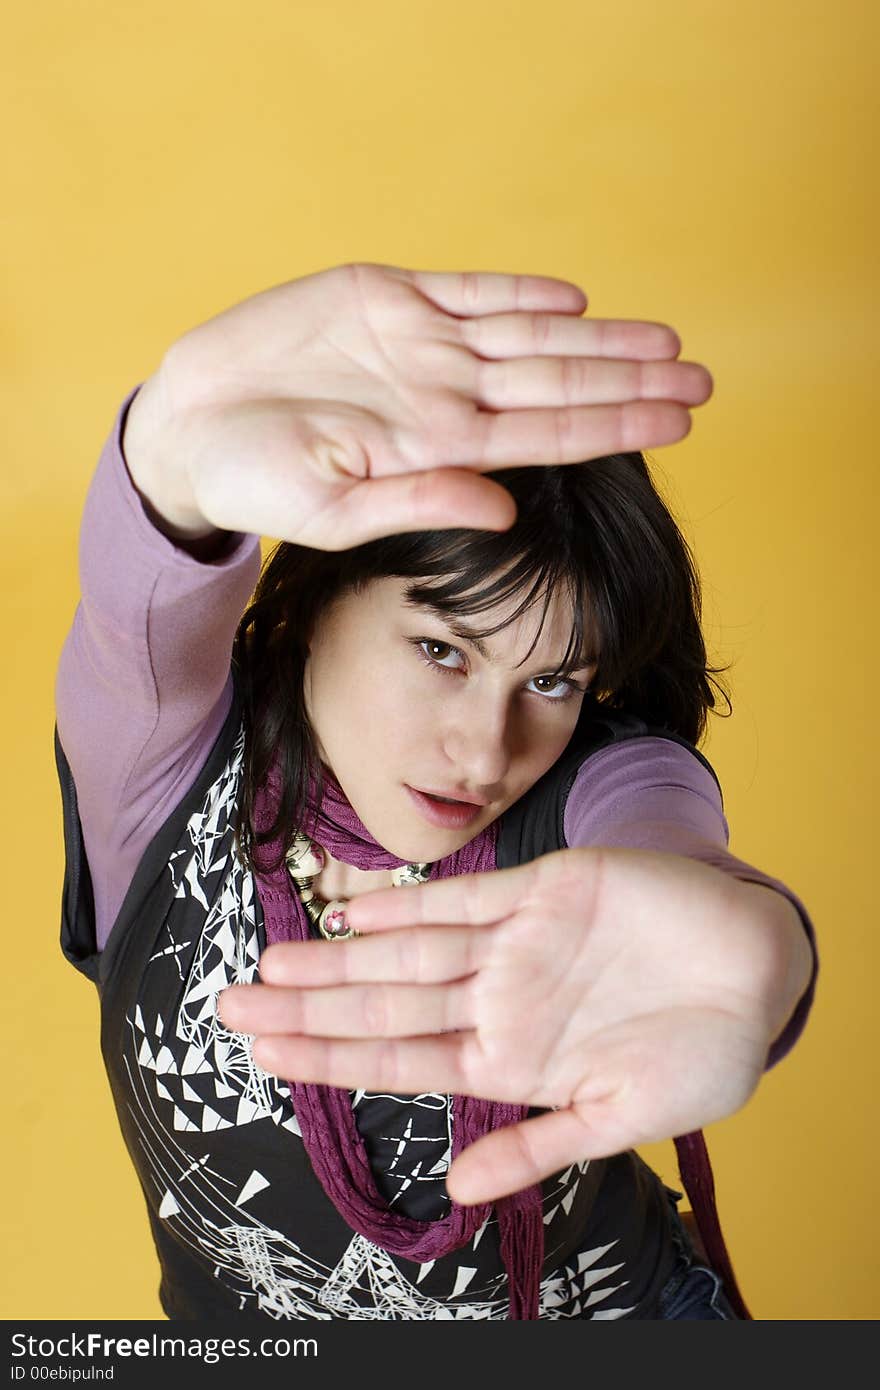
[231,452,731,872]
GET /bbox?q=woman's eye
[528,674,577,701]
[418,639,465,670]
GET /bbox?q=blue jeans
[655,1189,741,1320]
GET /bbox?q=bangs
[399,542,596,677]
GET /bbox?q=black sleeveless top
[55,683,721,1321]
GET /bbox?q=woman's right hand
[123,261,712,552]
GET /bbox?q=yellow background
[3,0,876,1321]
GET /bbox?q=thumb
[186,398,518,546]
[444,1107,600,1207]
[294,466,518,550]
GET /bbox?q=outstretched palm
[219,847,781,1204]
[154,261,711,549]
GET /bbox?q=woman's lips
[404,785,484,828]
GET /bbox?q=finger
[473,357,713,412]
[392,266,588,317]
[444,1107,603,1206]
[256,923,493,986]
[390,398,695,475]
[251,1031,478,1094]
[293,468,519,547]
[474,399,694,468]
[219,979,475,1039]
[346,852,574,934]
[461,312,681,362]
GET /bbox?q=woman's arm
[54,383,262,950]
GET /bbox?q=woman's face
[302,575,598,862]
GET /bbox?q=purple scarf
[250,756,544,1319]
[249,755,751,1322]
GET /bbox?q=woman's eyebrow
[408,603,597,670]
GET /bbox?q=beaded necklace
[284,830,433,939]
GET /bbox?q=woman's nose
[442,701,513,790]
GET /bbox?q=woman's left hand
[217,847,809,1204]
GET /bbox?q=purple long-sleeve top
[55,384,817,1069]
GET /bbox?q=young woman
[54,262,816,1321]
